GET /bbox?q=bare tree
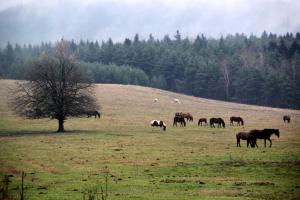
[11,40,99,132]
[220,58,230,100]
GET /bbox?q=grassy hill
[0,79,299,200]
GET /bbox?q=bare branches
[10,40,98,132]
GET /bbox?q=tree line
[1,31,300,109]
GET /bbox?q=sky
[0,0,299,45]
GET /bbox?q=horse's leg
[268,138,272,147]
[264,139,266,147]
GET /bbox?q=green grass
[0,79,299,200]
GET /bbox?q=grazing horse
[249,129,280,147]
[198,118,207,126]
[230,116,244,126]
[283,115,291,123]
[173,113,186,127]
[181,112,193,122]
[151,120,166,131]
[236,132,257,148]
[210,118,225,128]
[87,110,101,118]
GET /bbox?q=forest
[0,31,299,109]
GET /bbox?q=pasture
[0,79,300,200]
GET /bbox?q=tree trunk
[57,119,65,132]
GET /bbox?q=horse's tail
[240,118,244,125]
[97,111,101,118]
[173,117,176,126]
[198,119,200,126]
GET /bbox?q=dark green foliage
[1,32,300,109]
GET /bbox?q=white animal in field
[150,120,166,131]
[173,98,180,104]
[153,98,158,102]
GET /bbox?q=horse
[230,116,244,126]
[181,112,193,122]
[151,120,166,131]
[86,110,101,118]
[173,114,186,127]
[198,118,207,126]
[248,129,280,147]
[236,132,257,148]
[210,118,225,128]
[283,115,291,123]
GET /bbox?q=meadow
[0,79,299,200]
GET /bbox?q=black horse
[283,115,291,123]
[249,129,280,147]
[87,110,101,118]
[230,116,244,126]
[173,114,186,127]
[236,132,257,148]
[198,118,207,126]
[210,118,225,128]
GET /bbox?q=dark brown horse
[210,118,225,128]
[230,116,244,126]
[283,115,291,123]
[87,110,101,118]
[198,118,207,126]
[248,129,280,147]
[236,132,257,148]
[173,113,186,127]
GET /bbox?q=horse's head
[275,129,280,138]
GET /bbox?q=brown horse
[236,132,257,148]
[210,118,225,128]
[181,112,193,122]
[248,129,280,147]
[87,110,101,118]
[198,118,207,126]
[283,115,291,123]
[230,116,244,126]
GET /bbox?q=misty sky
[0,0,299,45]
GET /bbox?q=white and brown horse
[151,120,166,131]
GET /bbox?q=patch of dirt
[221,160,300,167]
[160,179,206,184]
[160,179,186,183]
[234,182,275,186]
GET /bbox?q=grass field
[0,79,300,200]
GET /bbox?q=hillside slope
[0,79,300,134]
[0,79,300,200]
